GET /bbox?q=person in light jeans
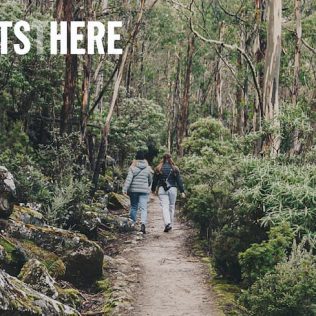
[123,151,153,234]
[152,153,185,232]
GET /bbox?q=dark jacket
[151,162,184,193]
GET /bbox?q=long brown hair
[155,153,178,173]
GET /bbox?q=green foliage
[0,147,51,206]
[279,102,313,153]
[234,158,316,242]
[183,117,235,157]
[36,131,84,183]
[109,97,165,165]
[239,244,316,316]
[182,117,316,286]
[0,122,29,155]
[239,223,294,286]
[47,177,91,228]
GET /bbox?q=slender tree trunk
[262,0,282,156]
[172,54,181,153]
[236,27,246,135]
[55,0,63,19]
[177,35,195,157]
[92,0,148,194]
[81,0,93,141]
[215,22,225,120]
[139,41,146,97]
[253,0,266,133]
[102,0,108,14]
[291,0,302,154]
[92,45,130,193]
[60,0,77,135]
[126,47,133,96]
[292,0,302,105]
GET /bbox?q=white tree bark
[263,0,282,156]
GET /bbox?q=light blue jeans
[129,192,149,224]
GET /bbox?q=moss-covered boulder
[57,286,83,310]
[18,239,66,279]
[7,220,104,287]
[0,269,80,315]
[10,205,45,226]
[0,166,15,219]
[108,193,130,210]
[75,206,104,239]
[0,235,27,276]
[19,259,58,299]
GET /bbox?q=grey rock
[0,167,15,218]
[19,259,59,299]
[0,269,80,315]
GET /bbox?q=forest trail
[126,196,222,316]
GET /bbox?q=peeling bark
[262,0,282,156]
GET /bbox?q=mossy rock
[57,286,83,310]
[0,235,28,276]
[10,205,45,226]
[0,166,15,219]
[0,269,80,315]
[75,206,107,239]
[0,193,13,218]
[108,193,130,211]
[18,259,59,299]
[7,220,104,287]
[18,239,66,279]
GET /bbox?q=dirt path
[120,196,222,316]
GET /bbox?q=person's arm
[123,168,133,194]
[151,172,159,193]
[175,171,185,193]
[148,168,153,187]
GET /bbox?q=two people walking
[123,152,185,234]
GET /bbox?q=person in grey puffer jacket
[123,151,153,234]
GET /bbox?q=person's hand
[181,192,186,199]
[122,190,128,196]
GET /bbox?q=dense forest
[1,0,316,315]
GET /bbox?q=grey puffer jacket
[123,160,153,194]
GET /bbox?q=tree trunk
[171,54,181,153]
[92,0,147,194]
[262,0,282,156]
[177,35,195,157]
[253,0,266,133]
[92,45,130,193]
[291,0,302,154]
[60,0,77,135]
[81,0,93,141]
[215,22,225,120]
[236,26,246,135]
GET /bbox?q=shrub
[239,223,294,286]
[0,150,51,206]
[47,177,91,228]
[239,244,316,316]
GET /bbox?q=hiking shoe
[141,224,146,234]
[164,224,172,233]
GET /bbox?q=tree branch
[217,0,247,24]
[302,38,316,55]
[189,0,263,110]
